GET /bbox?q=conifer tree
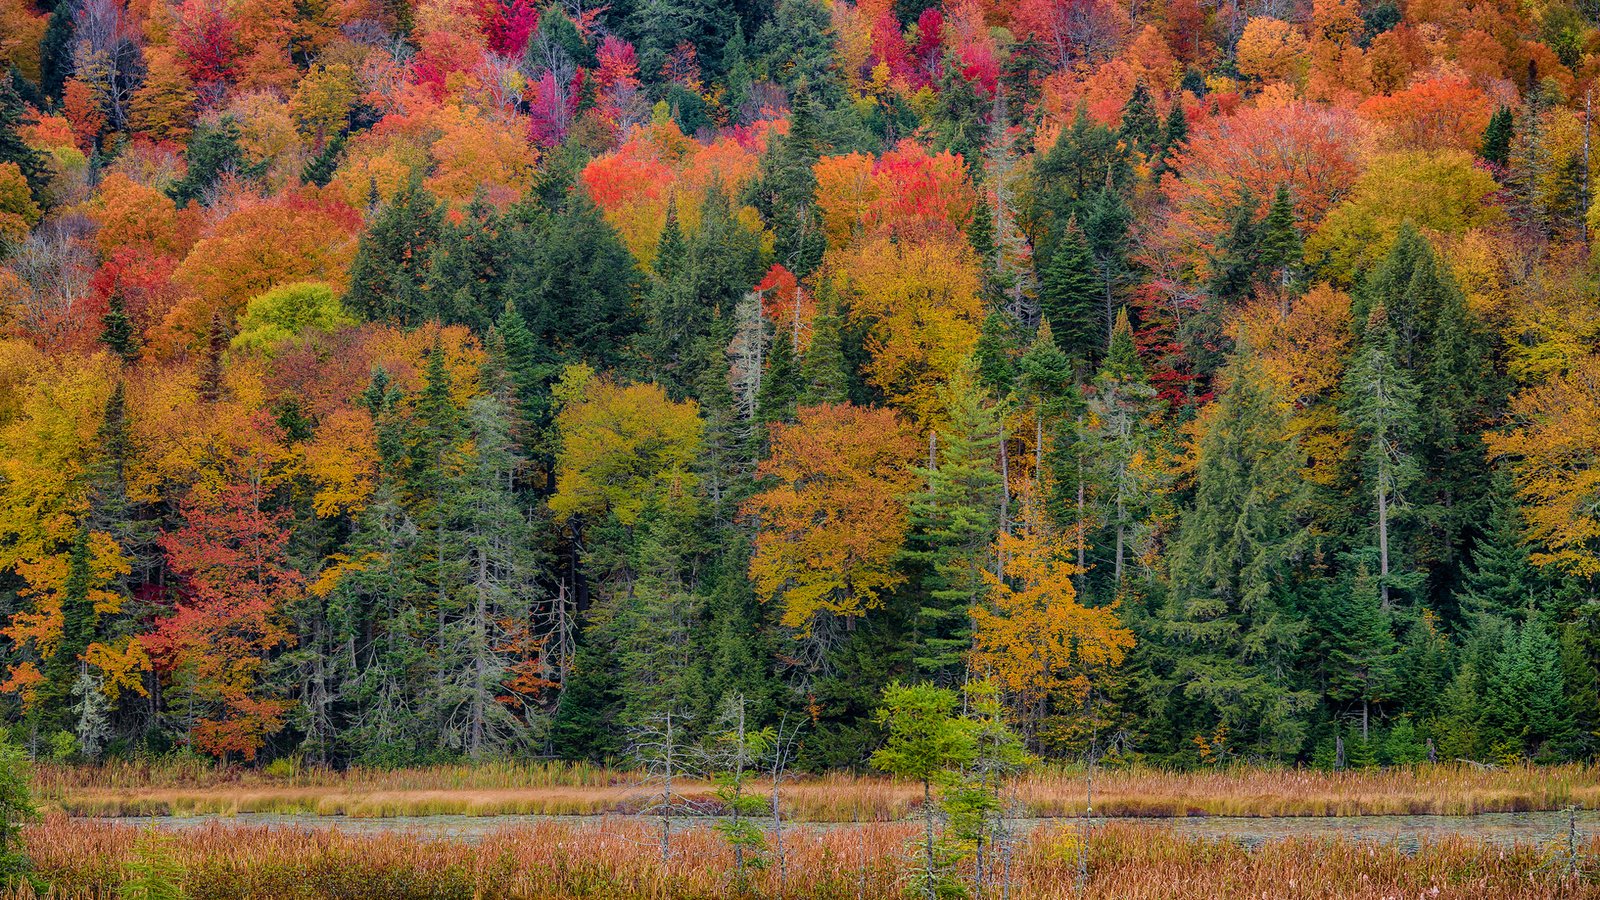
[1480,106,1513,167]
[1039,219,1102,364]
[1322,565,1396,743]
[1208,190,1260,303]
[1354,225,1489,611]
[1082,185,1132,342]
[798,292,852,405]
[644,203,702,397]
[503,191,642,374]
[346,177,445,325]
[1483,620,1567,760]
[1256,184,1301,292]
[301,133,345,187]
[1119,81,1160,157]
[1081,310,1167,588]
[752,88,827,278]
[906,364,1003,682]
[0,80,47,207]
[972,309,1021,397]
[1342,303,1423,608]
[43,527,95,720]
[1161,347,1314,759]
[1157,102,1188,172]
[1459,480,1537,625]
[426,195,510,333]
[38,1,75,103]
[100,290,139,361]
[755,325,801,428]
[167,118,260,206]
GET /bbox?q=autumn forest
[0,0,1595,776]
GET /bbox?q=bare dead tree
[630,706,697,864]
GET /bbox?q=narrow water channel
[95,807,1600,850]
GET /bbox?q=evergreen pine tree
[1081,309,1167,588]
[755,325,801,426]
[1355,224,1490,614]
[425,194,510,333]
[798,290,852,405]
[1156,102,1189,173]
[1208,190,1260,303]
[1483,620,1568,761]
[905,365,1003,682]
[503,191,642,375]
[644,203,704,398]
[1082,185,1132,343]
[0,79,47,206]
[1161,347,1314,759]
[1458,484,1537,625]
[751,88,827,278]
[1342,303,1424,608]
[301,133,345,187]
[1119,81,1160,157]
[167,117,261,206]
[1038,220,1102,364]
[932,63,987,164]
[972,309,1020,397]
[1323,564,1397,743]
[346,176,445,325]
[100,290,139,361]
[1480,106,1513,167]
[38,0,75,103]
[1256,184,1301,291]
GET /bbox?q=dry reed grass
[34,760,1600,821]
[9,813,1600,899]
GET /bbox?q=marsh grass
[35,760,1600,821]
[9,814,1600,899]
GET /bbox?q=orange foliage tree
[745,403,919,635]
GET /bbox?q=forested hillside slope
[0,0,1596,770]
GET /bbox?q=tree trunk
[923,776,936,900]
[1377,476,1391,610]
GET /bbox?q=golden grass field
[8,813,1600,900]
[33,758,1600,820]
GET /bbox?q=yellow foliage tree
[1484,353,1600,576]
[745,403,918,634]
[1307,150,1502,278]
[548,365,704,527]
[831,234,984,423]
[0,162,40,244]
[971,488,1134,708]
[1236,17,1310,85]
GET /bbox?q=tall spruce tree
[1160,347,1314,759]
[1038,219,1102,364]
[1081,309,1167,589]
[1480,106,1513,167]
[1119,81,1161,157]
[905,365,1003,682]
[1354,224,1490,615]
[346,177,446,325]
[1342,303,1424,608]
[751,89,827,278]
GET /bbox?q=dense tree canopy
[0,0,1597,771]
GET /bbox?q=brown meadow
[8,813,1600,900]
[34,759,1600,820]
